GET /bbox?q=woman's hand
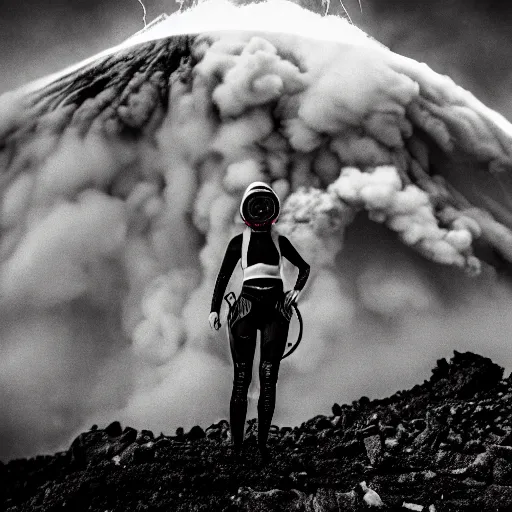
[209,312,221,330]
[284,289,299,309]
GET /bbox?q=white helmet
[240,182,280,229]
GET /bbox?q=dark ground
[3,351,512,511]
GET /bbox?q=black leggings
[227,280,291,452]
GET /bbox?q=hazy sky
[358,0,512,119]
[0,0,178,93]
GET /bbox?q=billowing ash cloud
[2,0,512,460]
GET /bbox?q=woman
[209,182,310,460]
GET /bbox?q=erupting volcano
[1,0,512,484]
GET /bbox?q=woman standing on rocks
[209,182,310,460]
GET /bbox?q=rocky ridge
[3,351,512,511]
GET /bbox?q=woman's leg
[258,314,290,457]
[228,308,257,453]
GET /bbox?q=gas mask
[240,182,280,230]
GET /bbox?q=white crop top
[241,227,282,282]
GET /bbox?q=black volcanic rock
[187,425,206,440]
[429,351,504,400]
[104,421,123,437]
[3,351,512,511]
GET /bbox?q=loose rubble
[3,351,512,511]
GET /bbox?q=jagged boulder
[429,351,503,400]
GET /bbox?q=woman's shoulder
[228,232,243,248]
[276,233,290,245]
